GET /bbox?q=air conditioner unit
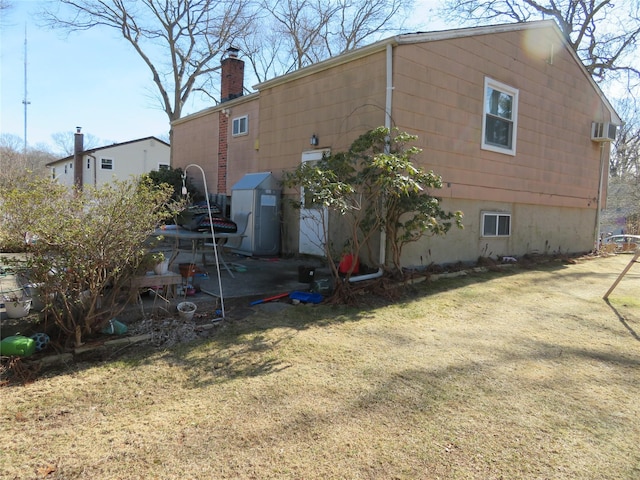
[591,122,617,142]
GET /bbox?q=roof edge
[396,19,557,44]
[172,91,259,126]
[254,19,620,125]
[254,38,396,90]
[253,21,560,91]
[46,136,170,166]
[397,20,620,125]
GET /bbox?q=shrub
[0,177,176,347]
[283,127,463,284]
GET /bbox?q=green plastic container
[101,318,128,335]
[0,335,36,357]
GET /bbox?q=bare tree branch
[42,0,257,126]
[610,99,640,178]
[439,0,640,83]
[243,0,413,81]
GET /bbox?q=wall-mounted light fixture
[310,134,318,146]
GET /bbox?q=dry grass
[1,254,639,479]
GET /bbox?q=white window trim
[232,115,248,137]
[481,211,511,237]
[101,158,114,170]
[481,77,518,156]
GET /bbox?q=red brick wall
[217,112,228,192]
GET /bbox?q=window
[232,115,248,136]
[482,212,511,237]
[482,78,518,155]
[158,163,170,171]
[101,158,113,170]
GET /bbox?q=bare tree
[603,98,640,234]
[0,0,14,28]
[241,0,412,81]
[0,133,55,187]
[43,0,257,131]
[0,0,11,14]
[267,0,339,71]
[51,131,103,157]
[329,0,408,54]
[439,0,640,83]
[610,100,640,178]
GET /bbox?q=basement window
[101,158,114,170]
[482,212,511,237]
[232,115,248,136]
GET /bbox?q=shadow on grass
[604,299,640,341]
[0,258,608,386]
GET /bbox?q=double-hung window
[101,158,113,170]
[482,78,518,155]
[232,115,248,136]
[482,212,511,237]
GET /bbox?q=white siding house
[47,131,170,188]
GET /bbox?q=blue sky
[1,1,174,150]
[0,1,446,153]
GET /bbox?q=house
[47,129,170,188]
[172,20,620,268]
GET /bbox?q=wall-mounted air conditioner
[591,122,617,142]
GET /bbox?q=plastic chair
[202,212,252,272]
[224,212,251,250]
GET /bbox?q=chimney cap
[226,46,239,58]
[76,127,82,133]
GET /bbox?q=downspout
[594,142,607,251]
[350,43,394,282]
[87,154,96,186]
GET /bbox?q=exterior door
[299,150,329,256]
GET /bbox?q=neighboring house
[172,20,620,268]
[47,129,170,188]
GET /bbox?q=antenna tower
[22,24,31,154]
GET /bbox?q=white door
[299,150,329,256]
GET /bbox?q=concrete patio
[149,249,331,308]
[0,250,332,327]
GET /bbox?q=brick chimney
[74,126,83,189]
[220,47,244,102]
[218,47,244,193]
